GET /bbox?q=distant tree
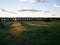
[44,18,51,22]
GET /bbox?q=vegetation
[0,20,60,45]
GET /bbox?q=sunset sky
[0,0,60,17]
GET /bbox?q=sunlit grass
[23,21,60,26]
[10,21,26,36]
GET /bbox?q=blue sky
[0,0,60,15]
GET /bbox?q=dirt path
[10,21,26,36]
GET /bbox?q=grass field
[0,21,60,45]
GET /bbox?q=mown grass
[0,21,60,45]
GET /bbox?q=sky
[0,0,60,16]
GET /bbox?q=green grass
[0,21,60,45]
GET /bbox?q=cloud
[19,0,47,2]
[30,0,40,2]
[44,11,50,13]
[17,9,41,12]
[31,0,46,2]
[0,9,17,14]
[53,4,60,8]
[17,9,50,14]
[19,0,27,2]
